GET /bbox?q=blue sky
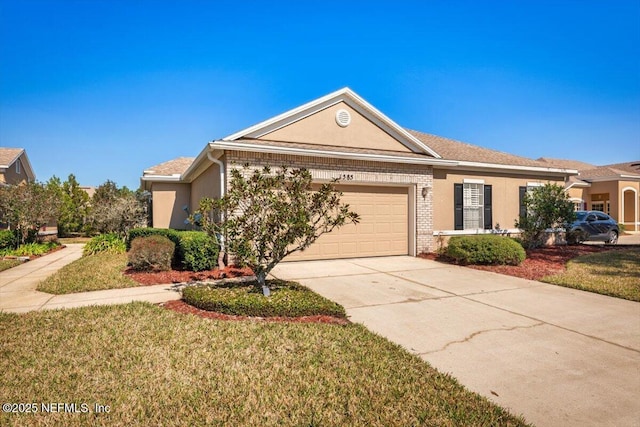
[1,0,639,189]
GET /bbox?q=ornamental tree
[87,180,147,239]
[515,183,576,248]
[193,165,360,296]
[0,181,61,245]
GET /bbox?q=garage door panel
[286,185,409,261]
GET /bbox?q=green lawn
[0,303,527,426]
[0,259,21,272]
[37,253,137,294]
[542,248,640,301]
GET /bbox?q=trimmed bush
[182,280,346,318]
[0,229,17,250]
[444,235,526,266]
[176,231,218,272]
[83,233,126,256]
[127,228,218,271]
[127,228,181,250]
[128,235,175,272]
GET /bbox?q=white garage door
[286,185,409,261]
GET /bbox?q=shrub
[444,235,526,265]
[127,228,218,271]
[128,235,175,272]
[126,228,180,249]
[182,280,346,317]
[176,231,219,272]
[9,242,59,257]
[83,233,126,256]
[0,229,17,250]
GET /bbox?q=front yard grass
[0,302,527,426]
[37,253,137,294]
[0,259,21,272]
[542,248,640,301]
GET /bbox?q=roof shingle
[0,148,24,168]
[144,157,195,176]
[406,130,564,168]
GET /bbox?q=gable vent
[335,109,351,127]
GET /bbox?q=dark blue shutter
[454,184,463,230]
[483,185,492,230]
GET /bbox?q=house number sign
[339,174,354,181]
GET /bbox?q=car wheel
[606,230,618,245]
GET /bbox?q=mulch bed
[421,245,625,281]
[159,299,350,325]
[124,265,254,285]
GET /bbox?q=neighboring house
[141,88,576,259]
[0,147,35,186]
[538,158,640,232]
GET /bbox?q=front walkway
[272,256,640,427]
[0,244,180,313]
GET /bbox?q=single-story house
[537,158,640,232]
[0,147,35,186]
[141,88,578,259]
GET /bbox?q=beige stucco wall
[151,183,190,229]
[618,180,639,230]
[190,162,221,213]
[432,168,564,232]
[261,102,413,153]
[587,181,619,216]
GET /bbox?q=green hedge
[182,280,346,318]
[444,235,526,266]
[127,228,218,272]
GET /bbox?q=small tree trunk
[256,271,270,297]
[217,250,226,270]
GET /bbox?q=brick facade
[225,151,435,253]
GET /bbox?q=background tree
[0,182,61,245]
[88,180,147,239]
[515,183,575,248]
[194,166,360,296]
[49,174,91,237]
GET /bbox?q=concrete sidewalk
[0,244,180,313]
[272,256,640,427]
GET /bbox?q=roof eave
[140,175,183,182]
[212,140,455,167]
[582,174,640,182]
[437,160,578,176]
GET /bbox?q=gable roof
[143,157,195,177]
[578,161,640,181]
[222,87,442,158]
[0,147,25,168]
[0,147,35,181]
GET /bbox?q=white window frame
[16,161,20,174]
[463,182,484,230]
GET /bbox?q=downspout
[206,150,227,269]
[206,150,225,199]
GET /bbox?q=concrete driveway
[271,256,640,427]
